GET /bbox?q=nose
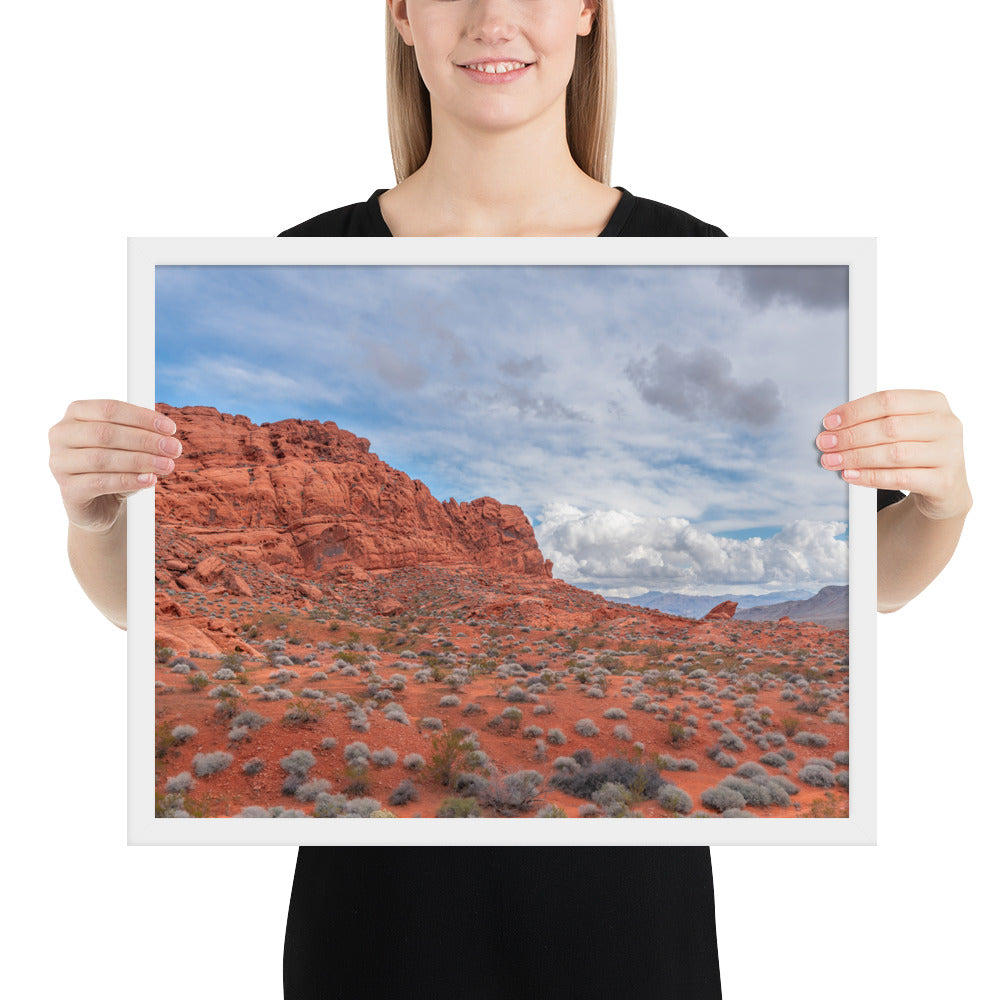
[467,0,517,45]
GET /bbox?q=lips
[458,60,534,83]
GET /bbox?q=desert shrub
[536,803,567,818]
[804,757,836,771]
[574,718,600,737]
[552,756,580,773]
[533,739,547,761]
[419,717,444,731]
[701,785,747,813]
[280,750,316,778]
[612,724,633,741]
[371,747,398,768]
[675,758,698,771]
[827,710,847,725]
[602,707,627,720]
[719,775,789,808]
[313,792,349,817]
[523,725,544,739]
[836,770,849,788]
[389,779,419,806]
[428,728,480,788]
[242,757,265,776]
[385,708,410,725]
[550,754,664,801]
[171,724,198,742]
[717,730,745,752]
[832,750,849,766]
[715,752,737,768]
[546,728,567,746]
[227,725,251,743]
[231,711,267,731]
[319,737,338,750]
[735,762,769,780]
[798,763,836,787]
[403,753,425,771]
[437,797,482,818]
[439,694,461,707]
[343,761,372,796]
[295,778,332,802]
[343,742,372,764]
[504,685,531,702]
[779,747,796,761]
[169,657,195,673]
[192,751,234,777]
[657,784,694,815]
[578,803,600,817]
[283,700,323,725]
[461,702,486,716]
[165,772,194,793]
[572,748,594,767]
[722,809,755,818]
[329,797,379,818]
[792,731,830,748]
[479,770,545,815]
[766,732,787,747]
[759,752,788,768]
[592,782,637,817]
[236,806,270,818]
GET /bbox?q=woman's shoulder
[613,189,727,238]
[278,190,392,237]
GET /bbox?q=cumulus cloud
[625,344,782,427]
[535,503,847,590]
[720,266,848,311]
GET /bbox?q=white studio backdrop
[3,3,996,999]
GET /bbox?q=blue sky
[156,264,850,597]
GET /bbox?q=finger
[815,412,945,454]
[838,466,934,493]
[62,471,159,508]
[819,440,949,473]
[62,399,177,435]
[51,447,177,478]
[57,420,183,458]
[823,389,950,432]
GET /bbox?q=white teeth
[466,61,526,74]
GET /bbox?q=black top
[279,186,727,239]
[279,190,904,1000]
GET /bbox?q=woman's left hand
[816,389,972,520]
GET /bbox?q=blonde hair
[385,1,617,184]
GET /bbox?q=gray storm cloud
[625,344,782,427]
[720,266,848,311]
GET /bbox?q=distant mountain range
[611,585,849,629]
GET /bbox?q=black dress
[279,189,904,1000]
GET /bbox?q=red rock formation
[155,404,552,584]
[702,600,738,621]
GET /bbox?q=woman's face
[389,0,597,135]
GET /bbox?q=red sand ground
[154,568,850,821]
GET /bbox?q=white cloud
[535,504,847,592]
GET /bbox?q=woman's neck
[380,108,617,237]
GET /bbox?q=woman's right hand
[48,400,181,533]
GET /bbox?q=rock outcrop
[702,600,738,621]
[155,404,552,582]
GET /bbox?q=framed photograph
[128,237,875,846]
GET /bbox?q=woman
[48,2,971,997]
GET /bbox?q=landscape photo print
[128,237,876,846]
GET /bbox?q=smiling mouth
[459,61,533,74]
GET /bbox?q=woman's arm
[49,399,181,629]
[816,389,972,613]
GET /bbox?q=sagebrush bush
[550,754,664,801]
[536,803,567,818]
[832,750,849,766]
[371,747,398,768]
[242,757,265,776]
[574,718,600,737]
[437,797,482,818]
[171,724,198,742]
[759,752,787,768]
[389,779,418,806]
[403,753,425,771]
[793,731,830,748]
[165,771,194,793]
[276,749,314,784]
[192,751,234,777]
[439,694,460,707]
[480,770,545,815]
[701,785,747,813]
[603,707,627,720]
[295,778,332,802]
[546,728,567,745]
[798,763,836,787]
[612,724,633,741]
[343,742,371,764]
[592,781,637,817]
[657,784,693,815]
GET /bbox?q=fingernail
[155,417,176,434]
[818,434,838,449]
[138,473,156,486]
[843,469,860,480]
[823,453,844,468]
[824,414,842,429]
[154,456,174,473]
[159,437,182,457]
